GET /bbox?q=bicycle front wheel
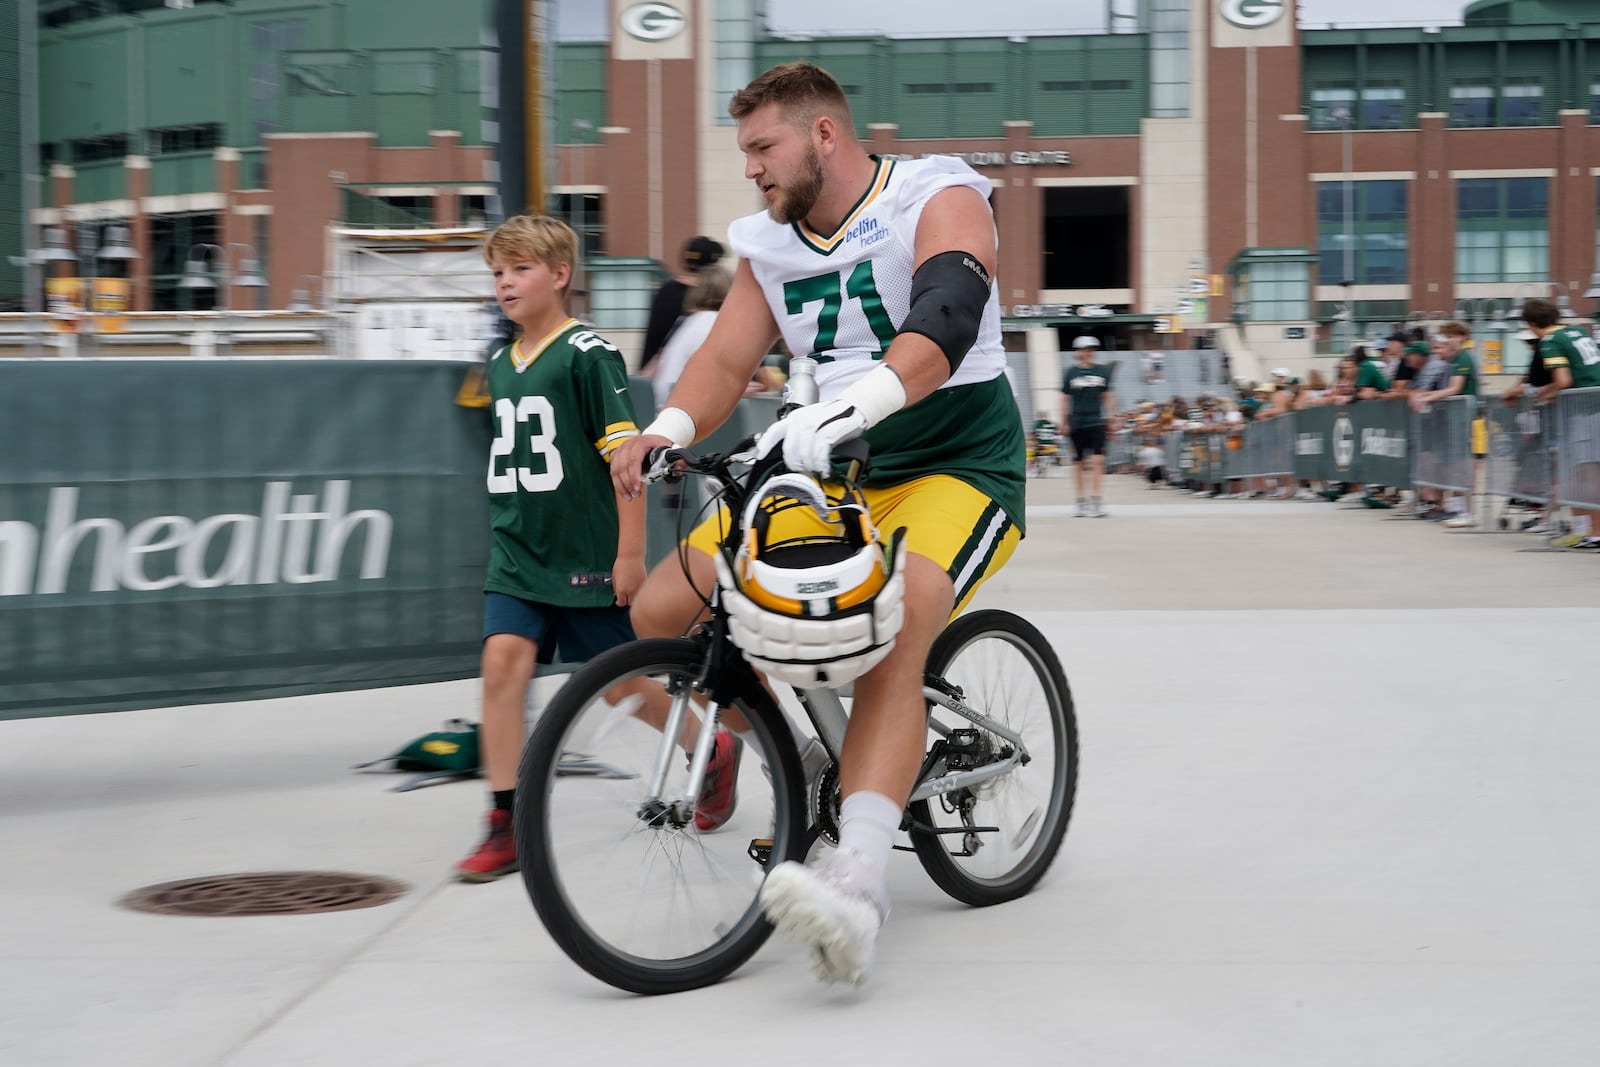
[516,638,807,995]
[909,609,1078,906]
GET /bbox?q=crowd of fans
[1024,299,1600,549]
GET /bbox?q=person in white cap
[1060,336,1117,517]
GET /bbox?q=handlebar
[640,435,871,493]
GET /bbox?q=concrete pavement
[2,471,1598,1066]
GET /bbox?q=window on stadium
[1309,86,1356,130]
[1316,180,1409,286]
[1456,178,1548,283]
[1450,84,1494,127]
[148,124,223,156]
[1361,83,1406,130]
[1503,81,1544,127]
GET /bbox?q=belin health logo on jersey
[1221,0,1285,29]
[845,216,889,249]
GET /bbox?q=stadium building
[5,0,1600,378]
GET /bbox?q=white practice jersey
[727,155,1006,399]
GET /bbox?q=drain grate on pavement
[120,871,408,917]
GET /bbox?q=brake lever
[643,446,691,486]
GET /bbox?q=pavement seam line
[214,873,456,1065]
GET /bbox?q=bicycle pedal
[747,838,774,867]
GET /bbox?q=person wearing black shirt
[639,235,724,375]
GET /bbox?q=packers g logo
[1333,414,1355,471]
[1221,0,1286,28]
[619,2,686,41]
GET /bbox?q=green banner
[0,361,494,718]
[1351,399,1412,490]
[1294,405,1334,482]
[0,361,768,720]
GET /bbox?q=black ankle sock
[493,790,515,814]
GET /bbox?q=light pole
[570,117,594,315]
[288,274,324,313]
[1454,297,1509,374]
[7,225,78,356]
[1331,106,1356,357]
[178,243,267,312]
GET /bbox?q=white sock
[835,791,900,901]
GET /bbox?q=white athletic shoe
[1442,514,1477,529]
[759,848,887,987]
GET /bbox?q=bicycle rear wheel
[909,609,1078,906]
[516,638,807,995]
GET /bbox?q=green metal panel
[39,26,130,144]
[148,151,215,197]
[1027,37,1090,136]
[282,49,365,135]
[889,39,952,140]
[371,48,447,147]
[143,16,227,129]
[947,39,1009,137]
[71,158,125,203]
[1084,40,1147,135]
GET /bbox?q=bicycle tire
[516,638,807,995]
[909,609,1078,907]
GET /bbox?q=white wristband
[838,364,909,429]
[642,406,697,447]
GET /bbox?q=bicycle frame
[792,681,1029,806]
[635,429,1032,824]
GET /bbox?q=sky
[557,1,1473,40]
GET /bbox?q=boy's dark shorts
[483,592,635,665]
[1070,425,1108,460]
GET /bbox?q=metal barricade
[1169,430,1193,485]
[1554,386,1600,513]
[1410,395,1475,495]
[1106,428,1136,472]
[1480,394,1554,524]
[1227,416,1295,480]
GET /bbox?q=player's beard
[769,143,825,225]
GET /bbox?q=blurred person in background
[652,265,734,410]
[1292,370,1331,499]
[1507,298,1600,547]
[1061,335,1117,517]
[1410,321,1479,527]
[639,235,725,376]
[1138,436,1166,487]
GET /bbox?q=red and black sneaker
[456,808,518,883]
[694,730,743,832]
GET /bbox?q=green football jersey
[863,375,1027,535]
[1062,363,1115,428]
[1539,326,1600,390]
[484,319,639,607]
[1448,351,1478,397]
[1356,357,1390,392]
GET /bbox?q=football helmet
[714,472,905,689]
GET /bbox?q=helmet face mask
[716,472,906,689]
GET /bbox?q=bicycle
[513,421,1079,996]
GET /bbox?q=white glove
[756,397,869,476]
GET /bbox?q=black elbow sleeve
[899,250,992,374]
